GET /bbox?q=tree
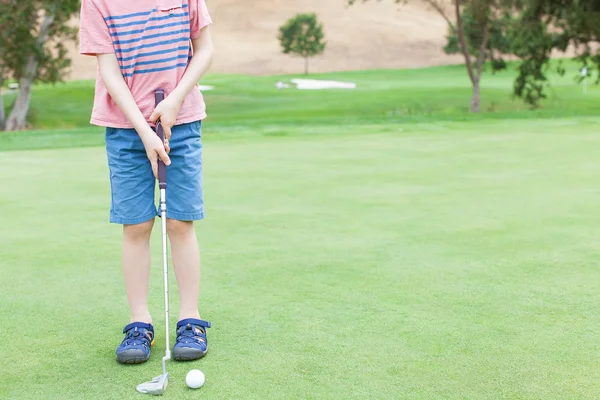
[0,3,21,130]
[278,13,327,75]
[0,48,6,131]
[0,83,4,131]
[435,0,517,112]
[508,0,600,106]
[442,4,518,110]
[348,0,600,108]
[347,0,520,112]
[0,0,79,131]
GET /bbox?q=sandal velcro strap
[123,322,154,334]
[176,318,211,330]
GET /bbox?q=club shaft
[160,188,170,374]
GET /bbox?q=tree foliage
[346,0,600,109]
[0,0,80,131]
[442,5,514,72]
[347,0,519,112]
[508,0,600,105]
[278,13,327,75]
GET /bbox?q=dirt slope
[67,0,462,80]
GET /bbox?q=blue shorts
[105,121,204,225]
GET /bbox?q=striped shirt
[79,0,212,128]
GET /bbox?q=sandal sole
[173,347,207,361]
[116,349,150,364]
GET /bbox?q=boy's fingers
[149,109,160,124]
[158,147,171,166]
[150,158,158,179]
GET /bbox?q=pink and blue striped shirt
[79,0,212,128]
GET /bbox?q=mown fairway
[2,65,600,399]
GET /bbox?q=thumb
[150,108,160,124]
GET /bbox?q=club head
[136,373,169,395]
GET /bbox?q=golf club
[136,89,170,396]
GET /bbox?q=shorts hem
[110,212,157,225]
[165,210,205,222]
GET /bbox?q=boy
[78,0,214,364]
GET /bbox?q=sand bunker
[286,79,357,90]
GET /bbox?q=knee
[123,219,155,242]
[166,219,194,238]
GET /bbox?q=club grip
[155,89,165,106]
[155,89,166,189]
[156,122,167,189]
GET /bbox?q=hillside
[66,0,463,80]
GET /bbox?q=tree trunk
[471,80,480,113]
[5,12,55,131]
[471,21,489,114]
[5,56,37,131]
[455,1,476,87]
[304,57,309,75]
[455,0,490,113]
[0,75,5,131]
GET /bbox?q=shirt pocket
[156,0,184,12]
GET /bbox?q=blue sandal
[173,318,211,361]
[116,322,154,364]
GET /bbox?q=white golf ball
[186,369,205,389]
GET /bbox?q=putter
[137,89,170,396]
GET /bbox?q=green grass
[3,63,600,398]
[3,117,600,398]
[2,59,600,132]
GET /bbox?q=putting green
[2,118,600,398]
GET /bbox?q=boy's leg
[167,219,201,320]
[163,120,205,319]
[123,220,155,324]
[106,126,159,364]
[164,121,211,361]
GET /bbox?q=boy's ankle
[130,314,153,324]
[177,312,201,322]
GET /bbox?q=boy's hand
[150,95,181,147]
[141,132,171,179]
[96,54,173,166]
